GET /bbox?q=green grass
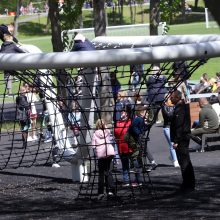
[1,6,220,81]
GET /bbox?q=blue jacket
[71,39,95,51]
[129,115,146,140]
[146,75,167,104]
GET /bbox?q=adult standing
[170,90,195,192]
[161,97,179,167]
[0,24,24,96]
[146,66,167,123]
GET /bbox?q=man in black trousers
[170,90,195,192]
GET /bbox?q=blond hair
[95,119,106,130]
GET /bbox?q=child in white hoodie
[91,119,115,200]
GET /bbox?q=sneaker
[32,135,38,141]
[131,182,138,187]
[107,192,114,196]
[173,160,180,167]
[27,136,33,142]
[97,194,105,200]
[146,163,158,172]
[52,163,60,168]
[44,138,52,143]
[122,183,130,187]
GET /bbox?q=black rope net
[0,59,206,200]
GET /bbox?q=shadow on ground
[0,164,220,219]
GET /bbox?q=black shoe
[174,186,195,195]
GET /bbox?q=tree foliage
[60,0,85,50]
[159,0,182,25]
[0,0,16,12]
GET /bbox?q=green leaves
[60,0,85,50]
[160,0,182,24]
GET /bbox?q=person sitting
[190,97,219,148]
[195,73,211,94]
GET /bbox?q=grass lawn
[15,22,220,80]
[0,4,220,82]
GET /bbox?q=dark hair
[209,95,219,104]
[172,89,182,100]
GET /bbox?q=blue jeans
[163,127,178,162]
[120,154,130,183]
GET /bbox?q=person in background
[68,101,81,146]
[190,97,219,147]
[24,83,39,142]
[91,119,116,200]
[16,86,31,147]
[194,73,211,94]
[216,72,220,81]
[114,90,129,122]
[162,96,180,167]
[172,61,190,103]
[146,66,167,123]
[129,70,140,92]
[71,32,95,51]
[170,90,195,193]
[114,108,132,186]
[0,24,24,96]
[110,70,121,102]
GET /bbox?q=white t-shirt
[26,92,38,114]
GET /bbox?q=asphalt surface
[0,123,220,219]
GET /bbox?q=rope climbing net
[0,35,220,200]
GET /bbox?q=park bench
[201,128,220,152]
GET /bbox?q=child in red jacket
[114,110,132,186]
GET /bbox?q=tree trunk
[195,0,199,9]
[205,0,220,27]
[140,2,144,23]
[150,0,160,36]
[48,0,63,52]
[120,0,124,24]
[134,1,137,24]
[129,1,134,24]
[13,0,22,38]
[93,0,107,37]
[181,0,186,21]
[48,0,66,103]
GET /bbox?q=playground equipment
[1,34,220,199]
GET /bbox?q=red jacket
[114,119,132,154]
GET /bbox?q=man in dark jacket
[71,32,95,51]
[170,90,195,192]
[146,66,167,123]
[0,24,24,95]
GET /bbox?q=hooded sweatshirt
[0,41,24,53]
[91,129,115,159]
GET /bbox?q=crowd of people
[1,24,220,200]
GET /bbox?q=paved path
[0,123,220,219]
